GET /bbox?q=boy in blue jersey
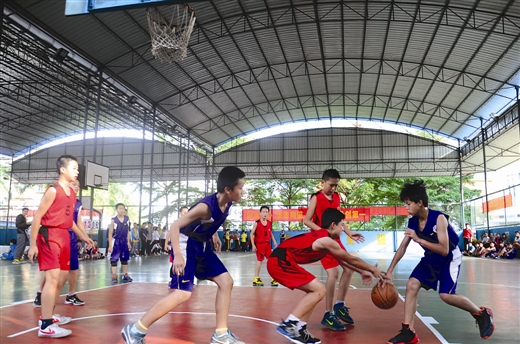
[122,166,246,344]
[108,203,133,284]
[386,180,494,344]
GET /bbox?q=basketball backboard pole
[65,0,205,16]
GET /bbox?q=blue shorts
[110,237,130,262]
[69,230,79,271]
[410,247,462,294]
[169,233,227,292]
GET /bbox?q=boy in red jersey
[251,206,278,286]
[28,155,93,338]
[303,169,367,330]
[269,208,385,344]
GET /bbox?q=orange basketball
[371,283,398,309]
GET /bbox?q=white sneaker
[38,323,72,338]
[210,331,245,344]
[38,314,72,326]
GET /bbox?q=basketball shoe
[387,323,420,344]
[271,278,279,286]
[277,320,321,344]
[321,311,346,330]
[38,323,72,338]
[333,302,354,324]
[121,324,146,344]
[65,294,85,306]
[472,307,494,339]
[252,277,264,286]
[210,330,245,344]
[122,273,133,282]
[112,274,118,284]
[33,292,41,307]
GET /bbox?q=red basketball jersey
[274,228,330,264]
[311,190,340,227]
[254,220,272,243]
[41,182,76,229]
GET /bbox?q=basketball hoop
[146,4,196,63]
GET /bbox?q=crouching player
[267,208,385,344]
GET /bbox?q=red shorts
[320,238,347,270]
[267,256,315,290]
[255,242,272,261]
[37,227,70,271]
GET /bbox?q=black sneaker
[333,302,354,324]
[472,307,494,339]
[320,311,345,330]
[276,320,300,342]
[33,292,41,308]
[65,294,85,306]
[387,323,420,344]
[299,325,321,344]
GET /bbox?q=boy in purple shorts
[122,166,246,344]
[386,180,494,344]
[108,203,133,284]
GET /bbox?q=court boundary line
[7,311,279,338]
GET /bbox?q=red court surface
[1,283,442,344]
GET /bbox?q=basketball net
[146,4,196,63]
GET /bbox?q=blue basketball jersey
[407,209,459,264]
[180,193,232,242]
[112,215,130,239]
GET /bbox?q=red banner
[243,207,375,222]
[482,194,512,213]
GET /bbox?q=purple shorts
[69,230,79,271]
[110,237,130,262]
[169,234,227,292]
[410,247,462,294]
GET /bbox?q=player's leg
[110,240,121,283]
[41,268,61,319]
[334,265,354,324]
[268,257,323,344]
[34,272,45,307]
[437,249,494,339]
[65,231,84,306]
[253,243,265,286]
[388,277,421,344]
[320,259,345,331]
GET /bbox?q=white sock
[131,323,146,335]
[285,314,300,323]
[297,321,306,330]
[335,300,345,305]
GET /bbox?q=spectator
[160,225,168,254]
[501,233,510,245]
[463,241,475,256]
[240,230,248,251]
[504,243,517,259]
[13,207,31,264]
[139,223,148,256]
[146,222,153,255]
[279,229,287,243]
[130,223,140,257]
[494,233,502,247]
[150,227,161,255]
[1,239,17,260]
[462,223,472,252]
[480,233,490,247]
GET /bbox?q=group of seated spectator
[463,230,519,259]
[77,239,104,260]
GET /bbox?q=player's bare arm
[28,187,57,263]
[107,219,115,253]
[250,222,258,251]
[313,237,383,280]
[71,222,93,248]
[405,214,449,256]
[171,203,209,275]
[342,223,365,243]
[212,231,222,253]
[271,232,278,247]
[385,235,412,282]
[303,196,321,231]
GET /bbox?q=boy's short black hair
[22,207,29,212]
[10,239,17,245]
[322,169,341,181]
[400,180,429,207]
[217,166,245,193]
[260,205,269,212]
[180,206,188,211]
[115,203,125,209]
[322,208,345,229]
[56,155,78,174]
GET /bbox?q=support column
[458,140,465,227]
[79,75,90,199]
[185,130,191,206]
[148,108,156,223]
[177,137,183,214]
[138,116,146,225]
[89,70,103,226]
[480,117,490,235]
[4,155,14,243]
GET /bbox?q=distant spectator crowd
[463,228,520,260]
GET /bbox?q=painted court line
[7,311,278,338]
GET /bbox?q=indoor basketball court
[1,252,518,343]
